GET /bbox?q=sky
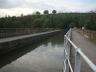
[0,0,96,17]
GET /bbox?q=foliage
[69,22,76,28]
[36,11,41,15]
[43,10,49,14]
[52,10,56,14]
[0,12,96,30]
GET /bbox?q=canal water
[0,32,65,72]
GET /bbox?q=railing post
[66,38,70,72]
[64,36,66,72]
[64,51,69,72]
[74,49,81,72]
[64,36,66,61]
[66,59,69,72]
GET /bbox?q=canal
[0,31,65,72]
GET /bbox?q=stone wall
[77,29,96,43]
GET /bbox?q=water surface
[0,32,65,72]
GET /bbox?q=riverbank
[0,30,63,55]
[0,28,57,38]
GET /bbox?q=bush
[69,22,76,28]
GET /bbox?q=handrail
[64,29,96,72]
[65,48,74,72]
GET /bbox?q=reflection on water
[0,32,65,72]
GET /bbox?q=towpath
[72,30,96,72]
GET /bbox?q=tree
[21,14,23,17]
[85,13,96,30]
[36,11,41,15]
[52,10,56,14]
[44,10,49,14]
[32,18,43,28]
[69,22,76,28]
[0,12,96,30]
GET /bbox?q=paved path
[72,30,96,72]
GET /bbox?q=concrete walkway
[72,30,96,72]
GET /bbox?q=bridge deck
[72,30,96,72]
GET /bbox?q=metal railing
[63,29,96,72]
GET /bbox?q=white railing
[63,29,96,72]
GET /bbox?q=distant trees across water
[0,10,96,30]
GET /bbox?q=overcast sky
[0,0,96,17]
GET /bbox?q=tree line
[0,10,96,30]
